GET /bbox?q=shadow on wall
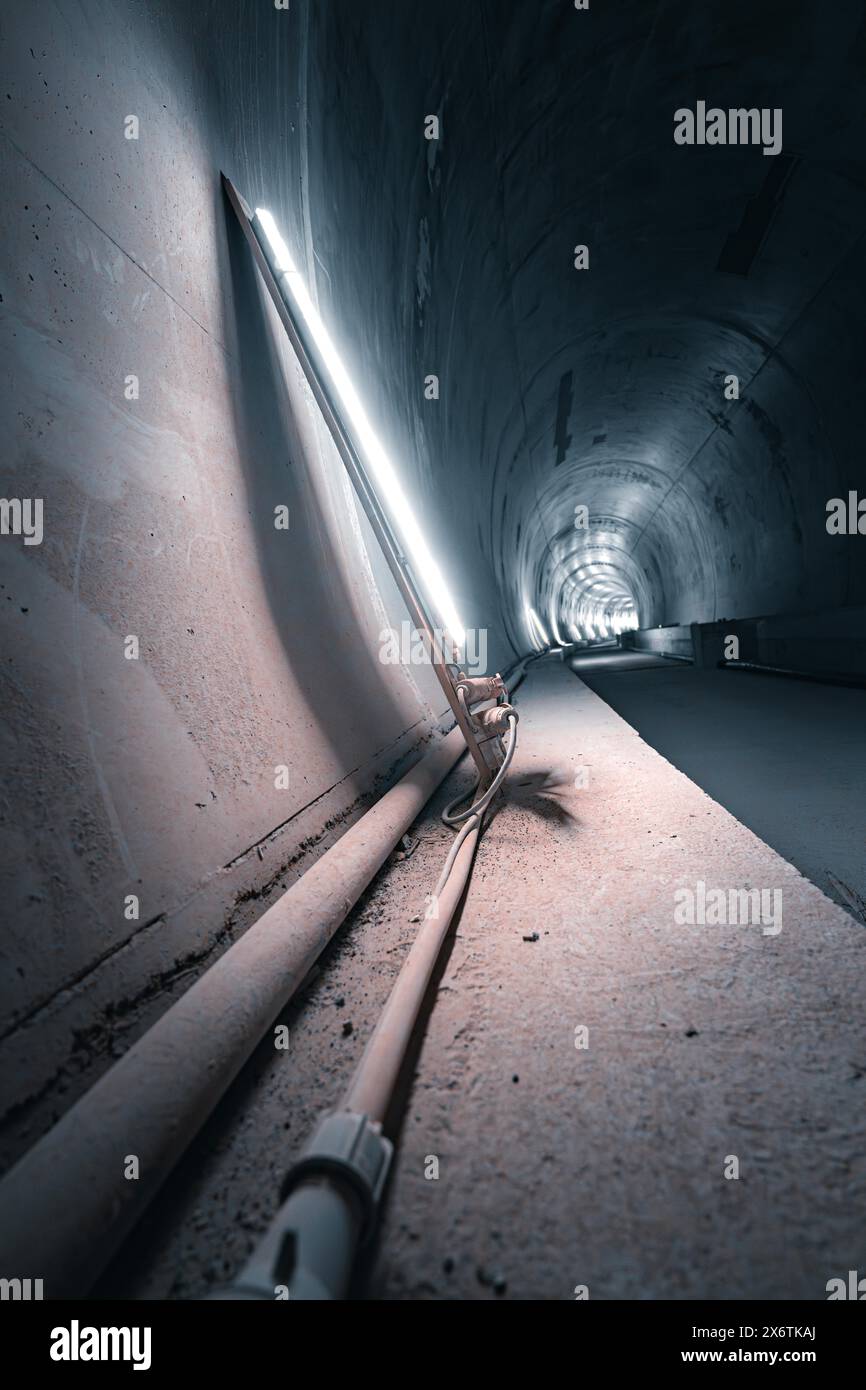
[219,196,425,782]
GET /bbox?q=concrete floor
[98,661,866,1300]
[571,650,866,923]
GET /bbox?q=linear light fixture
[255,208,465,647]
[526,604,549,649]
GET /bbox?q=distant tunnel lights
[255,208,466,648]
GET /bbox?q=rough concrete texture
[0,0,517,1164]
[98,662,865,1300]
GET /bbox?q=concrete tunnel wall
[2,0,866,1166]
[0,0,515,1167]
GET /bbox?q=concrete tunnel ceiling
[285,0,866,657]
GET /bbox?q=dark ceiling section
[300,0,866,648]
[716,153,798,276]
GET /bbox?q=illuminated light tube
[255,208,466,647]
[526,604,549,649]
[550,613,566,647]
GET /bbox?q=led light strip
[525,603,549,649]
[255,209,465,648]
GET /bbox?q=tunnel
[1,0,865,1325]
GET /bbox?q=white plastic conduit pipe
[0,724,469,1297]
[211,814,485,1300]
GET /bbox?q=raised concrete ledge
[625,604,866,678]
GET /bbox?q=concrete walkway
[375,661,865,1299]
[98,660,866,1300]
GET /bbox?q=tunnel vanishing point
[1,0,865,1318]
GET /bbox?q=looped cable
[440,713,518,828]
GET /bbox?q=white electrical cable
[441,713,519,828]
[432,813,483,901]
[427,710,518,901]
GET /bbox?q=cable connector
[207,1113,392,1300]
[454,672,507,705]
[281,1110,393,1242]
[473,703,519,736]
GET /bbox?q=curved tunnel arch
[491,275,857,653]
[333,0,866,665]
